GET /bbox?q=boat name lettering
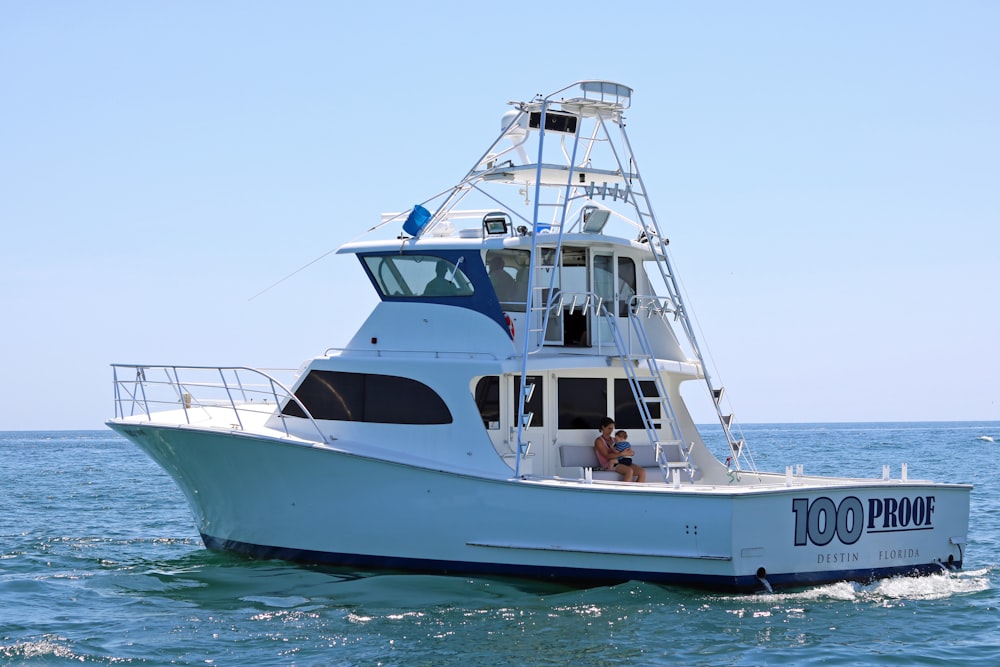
[879,548,920,561]
[792,495,936,547]
[867,496,935,530]
[816,551,859,564]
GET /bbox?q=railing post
[233,369,250,402]
[268,377,291,438]
[218,368,244,431]
[169,367,191,425]
[112,366,121,419]
[136,367,152,421]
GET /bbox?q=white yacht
[108,81,971,591]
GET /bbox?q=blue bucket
[403,205,432,236]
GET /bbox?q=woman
[593,417,646,483]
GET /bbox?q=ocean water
[1,423,998,666]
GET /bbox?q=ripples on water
[1,425,998,666]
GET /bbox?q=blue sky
[2,2,997,430]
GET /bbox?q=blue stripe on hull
[200,533,960,593]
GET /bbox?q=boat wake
[858,568,993,601]
[729,568,991,604]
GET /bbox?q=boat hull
[109,422,970,592]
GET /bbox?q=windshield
[362,254,475,298]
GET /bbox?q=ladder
[506,81,755,475]
[600,303,696,483]
[614,146,754,473]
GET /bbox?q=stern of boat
[728,481,971,589]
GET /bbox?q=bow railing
[110,364,326,442]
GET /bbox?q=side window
[557,377,607,430]
[617,257,637,317]
[473,375,544,429]
[474,376,500,429]
[284,371,452,424]
[364,374,450,424]
[613,379,660,429]
[485,249,530,311]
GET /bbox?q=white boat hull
[110,422,969,592]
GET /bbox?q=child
[594,418,646,483]
[613,430,633,466]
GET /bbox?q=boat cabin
[317,230,703,481]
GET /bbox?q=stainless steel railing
[110,364,327,442]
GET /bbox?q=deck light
[483,212,510,236]
[581,206,611,233]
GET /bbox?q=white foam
[719,568,991,605]
[0,637,79,662]
[867,570,991,601]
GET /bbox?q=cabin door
[593,252,638,343]
[541,246,591,346]
[593,252,615,343]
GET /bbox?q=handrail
[110,364,327,443]
[322,347,501,360]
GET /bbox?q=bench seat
[558,442,697,482]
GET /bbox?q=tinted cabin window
[283,370,452,424]
[617,257,637,317]
[474,375,544,428]
[557,377,607,430]
[614,378,660,429]
[485,249,530,312]
[475,376,500,428]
